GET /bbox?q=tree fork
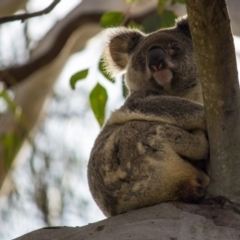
[186,0,240,199]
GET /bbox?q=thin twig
[0,0,61,25]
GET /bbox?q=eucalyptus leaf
[161,10,177,28]
[89,83,108,127]
[70,69,89,89]
[1,132,21,168]
[100,11,124,28]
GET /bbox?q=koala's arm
[108,90,206,131]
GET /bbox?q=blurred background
[0,0,239,239]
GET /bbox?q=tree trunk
[186,0,240,200]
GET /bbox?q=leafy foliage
[161,10,177,28]
[89,83,108,127]
[100,11,124,28]
[1,132,21,168]
[70,69,89,89]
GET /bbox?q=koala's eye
[172,43,180,50]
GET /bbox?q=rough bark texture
[186,0,240,199]
[15,202,240,240]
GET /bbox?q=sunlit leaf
[157,0,168,13]
[161,10,177,28]
[100,12,124,28]
[142,13,162,33]
[89,83,108,127]
[98,60,115,83]
[70,69,89,89]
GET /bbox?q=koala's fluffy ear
[175,15,191,38]
[103,27,145,76]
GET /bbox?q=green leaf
[142,13,162,33]
[161,10,177,28]
[89,83,108,127]
[98,60,115,83]
[70,69,89,90]
[1,132,21,169]
[172,0,185,3]
[100,12,124,28]
[157,0,168,13]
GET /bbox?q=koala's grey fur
[88,16,209,217]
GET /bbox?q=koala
[87,16,209,217]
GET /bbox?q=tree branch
[14,203,240,240]
[0,8,155,88]
[0,0,61,24]
[186,0,240,199]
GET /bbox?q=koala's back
[88,120,208,216]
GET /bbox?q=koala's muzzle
[148,48,165,72]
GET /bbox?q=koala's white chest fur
[87,16,209,217]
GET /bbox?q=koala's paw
[191,129,209,160]
[178,172,210,203]
[190,177,209,202]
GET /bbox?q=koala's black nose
[147,48,165,72]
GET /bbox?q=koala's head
[103,16,202,103]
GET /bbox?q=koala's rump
[88,120,205,216]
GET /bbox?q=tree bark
[15,203,240,240]
[186,0,240,199]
